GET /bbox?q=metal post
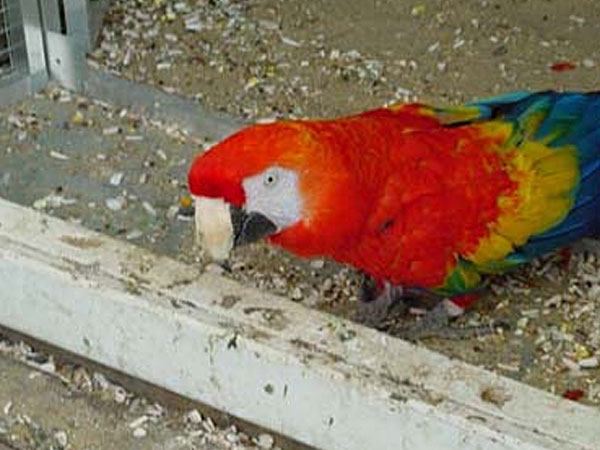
[40,0,89,90]
[21,0,47,84]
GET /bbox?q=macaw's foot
[391,297,508,341]
[356,280,507,340]
[355,278,404,328]
[355,275,442,329]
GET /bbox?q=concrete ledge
[0,197,598,450]
[0,71,48,107]
[82,68,244,141]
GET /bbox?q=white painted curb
[0,197,598,450]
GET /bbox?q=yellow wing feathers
[467,127,579,267]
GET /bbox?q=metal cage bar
[0,0,30,82]
[0,0,108,103]
[0,0,24,78]
[0,0,46,104]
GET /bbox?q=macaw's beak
[194,197,277,266]
[230,205,277,247]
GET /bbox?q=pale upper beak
[194,196,277,265]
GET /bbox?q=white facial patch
[242,166,303,231]
[194,196,233,262]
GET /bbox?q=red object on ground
[562,389,585,401]
[559,247,572,270]
[550,61,577,72]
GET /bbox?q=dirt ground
[1,0,599,417]
[0,353,190,450]
[94,0,600,119]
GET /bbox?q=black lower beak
[230,205,277,247]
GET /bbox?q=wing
[393,91,600,295]
[473,91,600,259]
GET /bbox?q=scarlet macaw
[188,91,600,338]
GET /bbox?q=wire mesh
[0,0,24,80]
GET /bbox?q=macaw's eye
[263,171,279,187]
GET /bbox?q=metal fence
[0,0,108,103]
[0,0,27,84]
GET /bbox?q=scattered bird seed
[103,126,120,135]
[291,287,303,301]
[54,430,68,447]
[49,150,70,160]
[126,229,144,240]
[132,427,147,438]
[109,172,124,186]
[579,357,599,369]
[129,415,149,429]
[33,194,77,210]
[186,409,203,424]
[142,201,157,216]
[582,58,596,68]
[106,196,127,211]
[114,387,127,403]
[257,433,275,449]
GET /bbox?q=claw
[356,275,408,327]
[355,276,500,340]
[355,294,396,329]
[392,300,508,341]
[355,274,448,327]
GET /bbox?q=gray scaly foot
[391,299,506,341]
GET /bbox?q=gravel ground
[0,335,283,450]
[92,0,600,120]
[1,0,599,410]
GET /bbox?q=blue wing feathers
[581,159,600,181]
[536,96,587,142]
